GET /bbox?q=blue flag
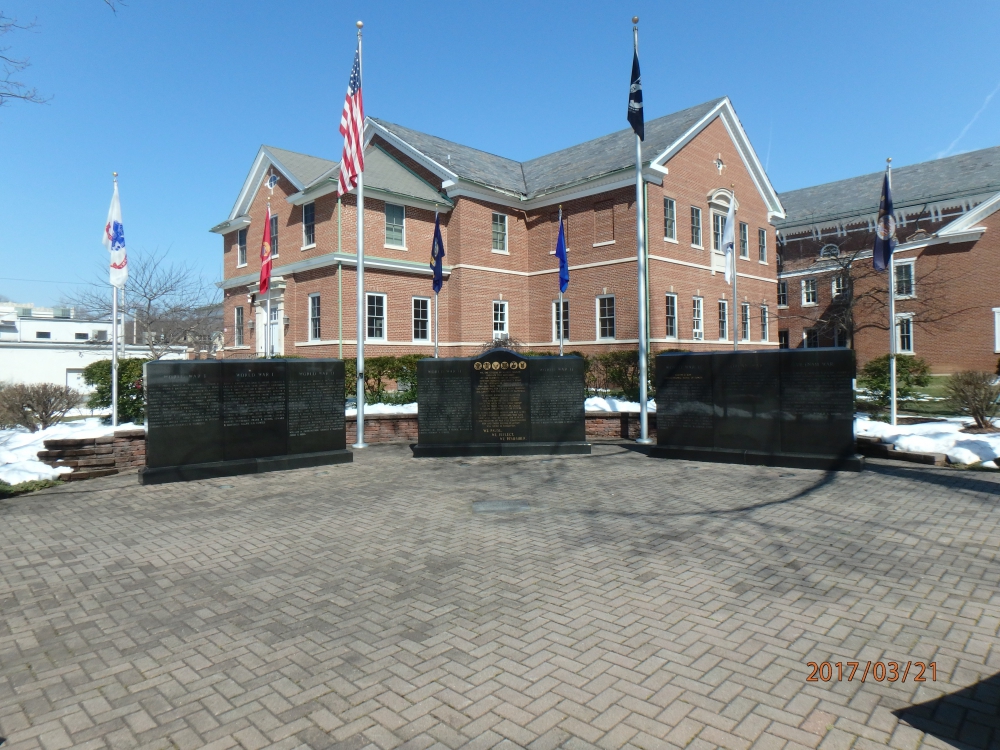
[430,214,445,293]
[873,171,896,272]
[555,215,569,293]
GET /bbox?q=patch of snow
[856,416,1000,466]
[0,418,140,485]
[345,402,417,417]
[584,397,657,413]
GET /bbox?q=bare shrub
[0,383,82,432]
[946,371,1000,429]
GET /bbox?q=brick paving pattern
[1,444,999,749]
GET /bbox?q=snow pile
[345,402,417,417]
[856,416,1000,467]
[0,418,140,485]
[585,397,657,413]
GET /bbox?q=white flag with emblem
[102,181,128,289]
[722,195,736,285]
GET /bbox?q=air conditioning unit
[283,316,290,325]
[495,331,509,341]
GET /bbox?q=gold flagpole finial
[887,157,892,164]
[112,172,118,179]
[632,16,639,24]
[356,20,363,29]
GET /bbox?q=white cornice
[221,252,451,290]
[209,215,251,235]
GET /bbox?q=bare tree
[66,248,222,360]
[1,2,123,107]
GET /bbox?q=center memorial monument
[413,349,590,456]
[651,348,862,471]
[140,359,352,484]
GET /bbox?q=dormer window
[819,244,840,259]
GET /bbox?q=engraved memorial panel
[473,351,530,443]
[529,357,586,443]
[779,349,855,457]
[712,351,780,453]
[655,353,714,448]
[145,361,223,468]
[222,360,288,461]
[417,359,473,445]
[288,360,346,455]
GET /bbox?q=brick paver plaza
[2,445,999,750]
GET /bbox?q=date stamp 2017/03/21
[807,661,937,683]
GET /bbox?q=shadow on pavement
[893,671,1000,749]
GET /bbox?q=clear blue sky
[2,0,999,306]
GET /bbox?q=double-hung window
[664,198,676,240]
[803,278,818,305]
[492,213,508,253]
[665,293,677,338]
[760,306,769,342]
[303,202,316,247]
[412,297,430,341]
[690,207,702,247]
[308,294,321,341]
[712,212,725,252]
[777,280,788,307]
[366,293,385,340]
[741,302,750,341]
[718,300,728,340]
[598,296,615,339]
[237,228,247,267]
[692,297,704,340]
[493,301,508,338]
[832,275,846,299]
[553,300,569,342]
[896,315,914,353]
[804,329,819,348]
[270,213,279,257]
[895,260,915,297]
[234,306,244,347]
[385,203,405,247]
[758,228,767,262]
[739,222,749,258]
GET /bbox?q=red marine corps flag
[259,203,273,295]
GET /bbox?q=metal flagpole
[434,293,439,358]
[111,282,119,427]
[732,186,738,352]
[633,17,652,445]
[266,288,271,358]
[887,158,897,426]
[353,20,368,449]
[558,205,564,357]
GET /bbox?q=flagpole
[353,20,368,449]
[887,158,897,426]
[632,17,652,445]
[732,185,738,352]
[558,205,564,357]
[111,173,119,428]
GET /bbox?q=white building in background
[0,303,182,391]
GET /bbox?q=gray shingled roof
[264,146,337,188]
[372,98,726,198]
[362,146,450,205]
[777,145,1000,229]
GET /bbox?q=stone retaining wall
[113,429,147,471]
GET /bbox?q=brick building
[211,97,785,359]
[775,146,1000,374]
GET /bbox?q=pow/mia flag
[627,49,644,140]
[872,170,896,272]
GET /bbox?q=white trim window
[237,228,247,267]
[833,326,847,348]
[896,314,914,354]
[308,294,321,341]
[739,222,749,258]
[385,203,405,247]
[270,213,279,258]
[690,206,702,247]
[553,299,569,342]
[758,228,767,263]
[994,308,1000,353]
[895,260,915,298]
[493,300,508,338]
[302,202,316,247]
[718,300,728,341]
[412,297,430,341]
[234,306,244,346]
[804,329,819,348]
[366,292,386,341]
[802,278,818,306]
[665,293,677,338]
[777,280,788,308]
[597,295,616,339]
[741,302,750,342]
[760,305,769,342]
[664,198,676,241]
[692,297,704,341]
[712,212,725,252]
[832,274,846,299]
[491,213,508,253]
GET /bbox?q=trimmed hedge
[82,358,150,424]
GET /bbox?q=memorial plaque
[473,350,530,443]
[417,359,473,445]
[655,353,714,448]
[288,359,346,454]
[222,360,288,461]
[712,351,780,453]
[779,349,855,457]
[529,357,586,443]
[144,361,223,468]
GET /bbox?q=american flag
[337,47,364,196]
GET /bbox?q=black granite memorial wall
[651,348,861,470]
[414,350,589,456]
[141,359,351,484]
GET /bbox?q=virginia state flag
[555,215,569,293]
[430,214,445,293]
[872,171,896,272]
[103,181,128,289]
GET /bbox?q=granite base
[412,442,592,458]
[648,445,864,472]
[138,449,354,485]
